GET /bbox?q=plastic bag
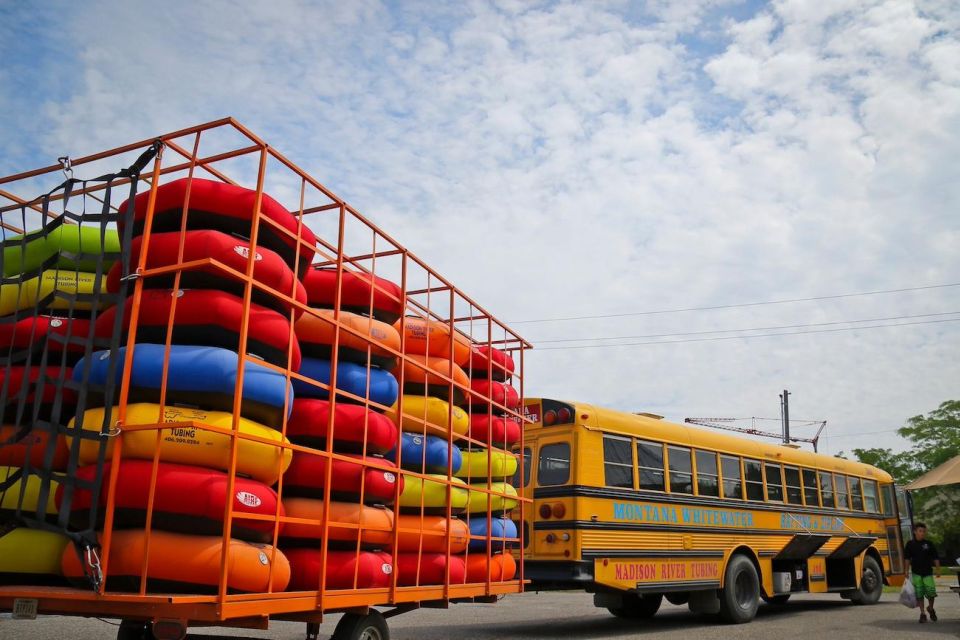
[899,576,917,608]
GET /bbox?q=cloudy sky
[2,0,957,456]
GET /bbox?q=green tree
[852,401,960,558]
[848,447,918,483]
[899,400,960,472]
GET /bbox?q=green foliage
[851,400,960,556]
[900,400,960,473]
[848,447,918,483]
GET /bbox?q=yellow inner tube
[466,482,518,514]
[0,466,58,515]
[67,403,291,485]
[0,528,70,576]
[386,395,469,438]
[455,449,519,480]
[0,270,107,316]
[399,474,468,511]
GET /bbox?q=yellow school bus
[514,399,909,624]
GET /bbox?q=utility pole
[780,389,791,444]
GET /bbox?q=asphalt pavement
[1,589,958,639]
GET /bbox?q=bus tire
[332,611,389,640]
[849,556,883,605]
[608,593,663,619]
[718,554,759,624]
[761,594,790,605]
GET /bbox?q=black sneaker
[928,607,937,622]
[919,613,927,623]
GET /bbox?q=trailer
[0,118,529,640]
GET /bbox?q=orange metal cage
[0,118,531,632]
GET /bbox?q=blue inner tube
[75,344,293,428]
[468,516,518,552]
[294,357,398,407]
[386,433,462,474]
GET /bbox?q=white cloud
[2,0,958,454]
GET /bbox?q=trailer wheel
[332,610,389,640]
[850,556,883,605]
[607,593,663,618]
[718,554,759,624]
[116,620,151,640]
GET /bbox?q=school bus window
[819,471,835,508]
[765,463,784,502]
[744,459,764,501]
[720,455,743,499]
[667,445,694,494]
[603,435,634,489]
[637,440,665,491]
[835,475,850,510]
[513,447,531,488]
[783,466,802,505]
[695,450,719,497]
[802,468,819,507]
[881,483,895,517]
[850,476,864,510]
[863,479,879,513]
[538,443,571,486]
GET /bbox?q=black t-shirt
[904,538,939,576]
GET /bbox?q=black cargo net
[0,142,160,590]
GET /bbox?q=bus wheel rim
[862,568,878,591]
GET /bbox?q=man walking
[904,522,941,623]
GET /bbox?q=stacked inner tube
[283,267,404,590]
[60,178,309,593]
[0,222,116,586]
[381,318,518,585]
[462,345,521,579]
[0,172,522,595]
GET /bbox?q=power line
[536,317,960,350]
[512,282,960,324]
[533,311,960,344]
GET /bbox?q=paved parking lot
[2,589,958,639]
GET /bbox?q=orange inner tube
[398,355,470,388]
[395,514,469,553]
[296,309,401,368]
[61,530,290,593]
[396,317,471,366]
[464,552,517,583]
[282,498,394,548]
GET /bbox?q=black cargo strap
[0,140,160,591]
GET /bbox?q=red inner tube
[286,549,393,590]
[95,289,301,370]
[303,267,403,324]
[468,346,516,380]
[107,230,307,317]
[0,316,91,358]
[467,414,521,447]
[59,460,282,542]
[468,379,520,410]
[283,452,402,504]
[118,177,317,273]
[287,398,398,455]
[396,553,466,586]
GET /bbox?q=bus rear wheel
[850,556,883,605]
[719,555,759,624]
[608,593,663,619]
